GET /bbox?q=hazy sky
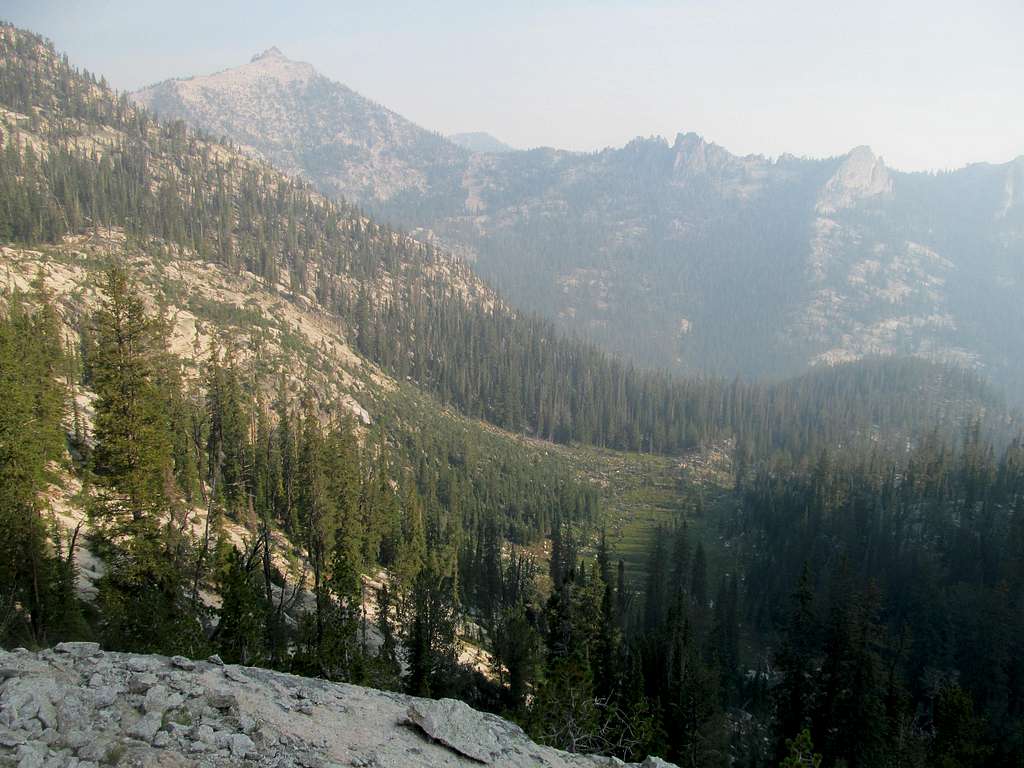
[5,0,1023,171]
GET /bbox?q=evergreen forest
[1,21,1022,768]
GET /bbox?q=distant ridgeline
[131,44,1024,399]
[0,25,1014,464]
[2,21,1024,768]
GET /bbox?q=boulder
[128,711,163,742]
[53,642,102,659]
[128,673,158,694]
[405,698,513,764]
[142,684,183,715]
[229,733,255,759]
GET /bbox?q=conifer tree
[404,558,459,697]
[215,541,267,666]
[0,285,72,645]
[775,563,818,762]
[295,395,332,652]
[370,581,401,689]
[780,729,822,768]
[930,684,992,768]
[89,266,203,655]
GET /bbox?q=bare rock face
[816,145,893,214]
[405,698,515,763]
[0,647,677,767]
[999,156,1024,217]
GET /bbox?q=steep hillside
[133,54,1024,396]
[0,19,601,704]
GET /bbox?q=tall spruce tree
[0,284,76,645]
[89,266,203,655]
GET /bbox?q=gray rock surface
[405,698,516,763]
[0,647,676,767]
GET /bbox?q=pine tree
[404,560,459,697]
[775,563,818,761]
[665,620,728,768]
[319,514,366,682]
[780,729,822,768]
[812,566,886,768]
[214,541,267,666]
[369,580,401,690]
[594,533,620,699]
[708,574,740,703]
[295,395,332,653]
[90,266,177,528]
[89,266,203,655]
[0,285,72,645]
[492,601,541,712]
[930,685,992,768]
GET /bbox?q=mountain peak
[673,131,707,150]
[671,131,737,176]
[174,45,316,89]
[448,131,515,154]
[251,46,287,63]
[816,144,891,214]
[846,144,878,162]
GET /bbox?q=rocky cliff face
[815,146,892,214]
[0,645,675,768]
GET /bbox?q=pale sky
[5,0,1023,171]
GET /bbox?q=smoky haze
[4,0,1022,171]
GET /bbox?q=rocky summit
[0,646,676,768]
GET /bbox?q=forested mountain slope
[625,430,1024,767]
[6,24,1010,462]
[0,19,603,710]
[3,21,1023,768]
[134,52,1024,396]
